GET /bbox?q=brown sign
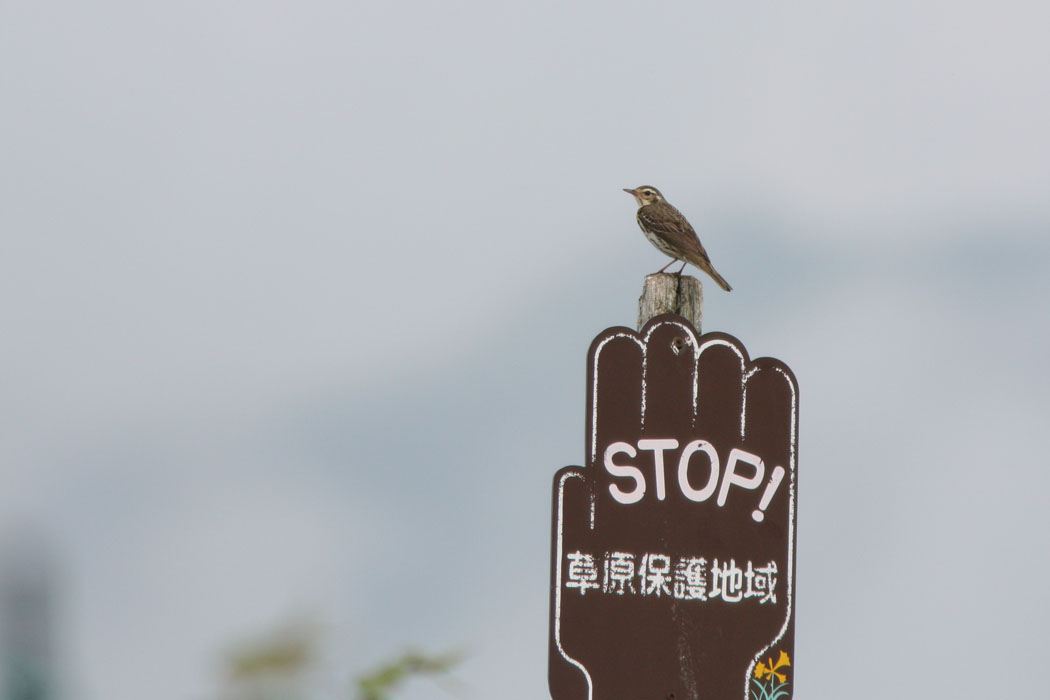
[549,315,799,700]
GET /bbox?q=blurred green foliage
[356,650,463,700]
[227,625,315,680]
[221,619,462,700]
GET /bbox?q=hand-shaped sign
[549,315,799,700]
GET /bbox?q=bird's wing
[638,204,713,264]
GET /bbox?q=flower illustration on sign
[751,650,791,700]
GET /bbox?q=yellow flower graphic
[754,650,791,684]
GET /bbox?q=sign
[549,315,799,700]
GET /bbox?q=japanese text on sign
[564,550,777,604]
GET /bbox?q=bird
[623,185,732,291]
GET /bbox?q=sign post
[549,309,799,700]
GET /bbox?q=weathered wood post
[637,273,703,331]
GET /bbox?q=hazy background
[2,1,1049,698]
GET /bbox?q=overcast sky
[2,2,1049,699]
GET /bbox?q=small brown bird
[624,185,732,291]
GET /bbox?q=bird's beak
[623,188,637,196]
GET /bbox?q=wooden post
[638,273,703,332]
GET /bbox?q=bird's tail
[703,264,733,292]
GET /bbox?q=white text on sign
[602,439,786,522]
[564,550,778,604]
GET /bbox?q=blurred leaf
[356,649,463,700]
[226,621,317,681]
